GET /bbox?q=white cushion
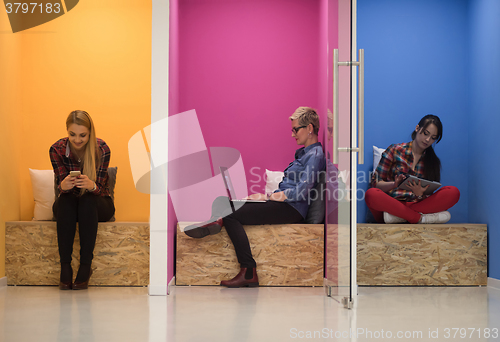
[373,145,386,172]
[29,169,55,221]
[265,169,284,196]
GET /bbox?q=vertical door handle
[332,49,364,165]
[358,49,364,165]
[333,49,340,164]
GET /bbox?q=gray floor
[1,284,499,342]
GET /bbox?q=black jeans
[53,192,115,264]
[211,196,303,268]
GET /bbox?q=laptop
[220,166,266,212]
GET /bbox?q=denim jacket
[275,142,325,218]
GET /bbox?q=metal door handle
[358,49,364,164]
[333,49,364,165]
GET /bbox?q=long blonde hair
[66,110,100,193]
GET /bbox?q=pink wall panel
[175,0,324,193]
[168,0,339,285]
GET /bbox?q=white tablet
[398,175,441,195]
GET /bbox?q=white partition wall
[150,0,169,296]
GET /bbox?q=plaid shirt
[371,141,425,202]
[50,137,111,197]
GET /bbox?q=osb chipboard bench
[176,222,324,286]
[357,223,487,286]
[5,221,149,286]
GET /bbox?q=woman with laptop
[185,107,325,288]
[50,110,115,290]
[365,114,460,224]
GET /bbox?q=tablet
[398,175,441,195]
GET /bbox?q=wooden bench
[5,221,149,286]
[357,223,487,286]
[176,222,324,286]
[176,222,487,287]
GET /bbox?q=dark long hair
[411,115,442,182]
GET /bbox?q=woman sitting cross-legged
[365,114,460,224]
[184,107,325,288]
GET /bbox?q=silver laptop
[220,166,266,210]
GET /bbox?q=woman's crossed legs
[365,186,460,223]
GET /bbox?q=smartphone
[70,171,81,177]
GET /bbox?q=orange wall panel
[0,14,22,278]
[5,0,152,222]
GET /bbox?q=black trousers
[53,192,115,264]
[210,196,303,268]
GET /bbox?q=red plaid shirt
[371,141,425,202]
[50,137,111,197]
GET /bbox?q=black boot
[73,263,92,290]
[184,218,223,238]
[59,262,73,290]
[220,267,259,288]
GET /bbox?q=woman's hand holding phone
[61,173,78,191]
[74,174,94,190]
[61,171,94,191]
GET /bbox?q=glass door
[324,0,363,308]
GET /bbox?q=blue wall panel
[357,0,469,223]
[468,0,500,279]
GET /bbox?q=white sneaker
[383,212,407,224]
[419,211,451,224]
